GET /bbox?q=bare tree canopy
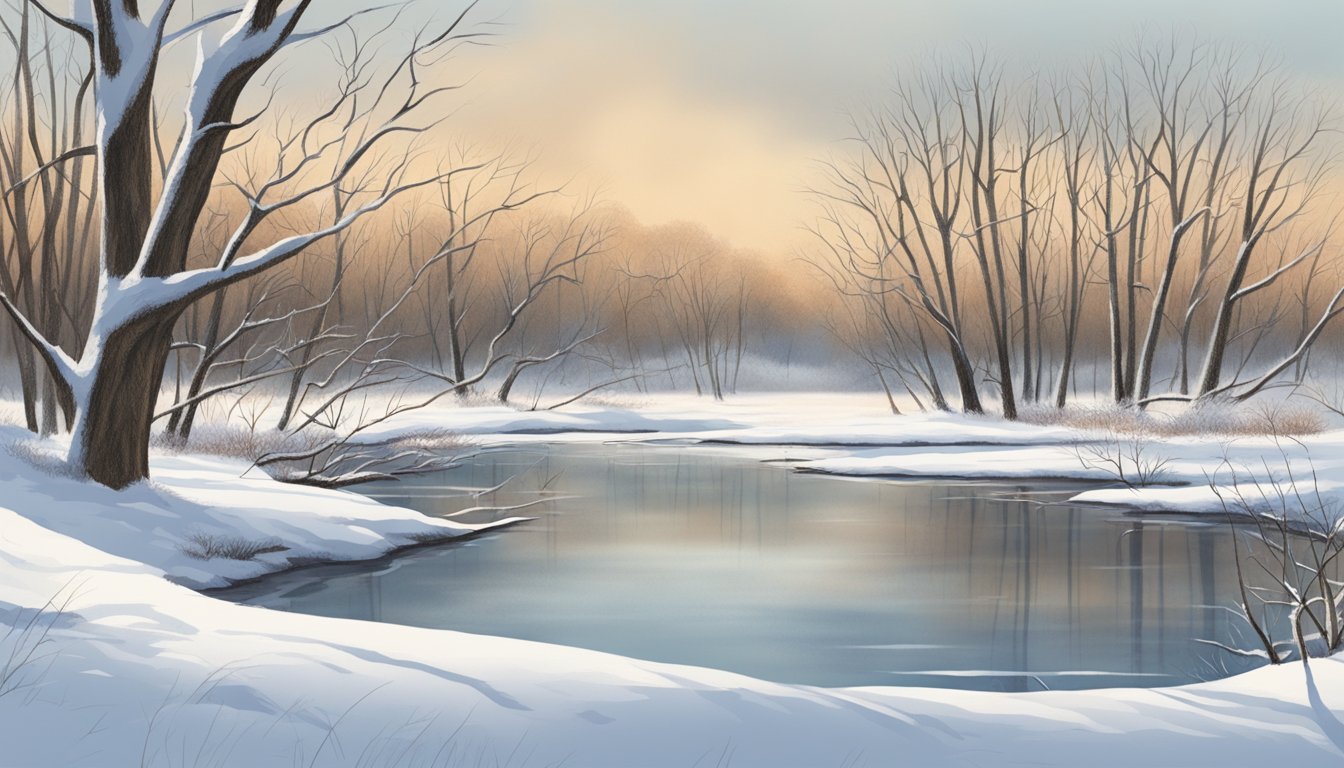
[809,39,1342,418]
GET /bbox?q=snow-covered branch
[133,171,449,315]
[0,291,82,395]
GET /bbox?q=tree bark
[69,310,177,488]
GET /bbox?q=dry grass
[1019,400,1326,438]
[6,439,81,478]
[181,532,287,562]
[157,422,469,461]
[377,428,473,454]
[1,581,79,702]
[568,392,650,410]
[151,424,329,461]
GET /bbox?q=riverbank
[2,394,1343,766]
[358,392,1344,527]
[0,425,521,589]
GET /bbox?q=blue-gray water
[216,442,1274,690]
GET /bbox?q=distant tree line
[0,0,813,485]
[1,1,1340,490]
[809,40,1343,417]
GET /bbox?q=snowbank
[798,431,1344,525]
[357,392,1344,525]
[2,499,1343,767]
[2,395,1343,765]
[362,393,1086,448]
[356,402,745,442]
[0,426,518,589]
[366,391,1344,529]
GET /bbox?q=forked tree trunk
[0,1,480,488]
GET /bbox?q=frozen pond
[216,442,1279,691]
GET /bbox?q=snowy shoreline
[355,393,1344,528]
[2,394,1343,766]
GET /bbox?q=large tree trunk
[69,312,177,489]
[497,361,535,404]
[0,1,479,489]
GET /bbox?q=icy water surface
[217,442,1281,691]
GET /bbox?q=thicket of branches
[810,41,1343,417]
[0,1,808,488]
[2,0,1343,493]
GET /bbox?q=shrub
[1072,431,1174,487]
[1021,400,1325,438]
[181,532,287,561]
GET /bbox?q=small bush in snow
[181,533,287,562]
[1243,402,1328,437]
[575,392,650,410]
[1209,457,1344,664]
[1073,432,1174,487]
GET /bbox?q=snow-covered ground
[0,426,521,590]
[2,392,1343,766]
[359,392,1084,447]
[798,434,1344,520]
[363,392,1344,526]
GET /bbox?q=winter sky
[294,0,1344,251]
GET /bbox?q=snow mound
[1,427,514,589]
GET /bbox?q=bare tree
[958,60,1020,417]
[1194,91,1334,397]
[1209,454,1344,664]
[280,166,597,432]
[808,79,985,414]
[0,5,96,434]
[491,205,612,404]
[1050,79,1096,408]
[641,227,752,401]
[816,40,1342,416]
[0,0,485,487]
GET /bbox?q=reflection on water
[217,443,1275,690]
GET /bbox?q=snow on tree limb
[160,5,246,48]
[282,3,406,47]
[1,145,95,197]
[22,0,93,43]
[129,171,451,315]
[0,291,83,397]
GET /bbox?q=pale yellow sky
[447,0,1344,252]
[204,0,1344,252]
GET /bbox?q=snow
[799,444,1117,480]
[0,426,517,590]
[2,490,1343,767]
[798,430,1344,525]
[361,392,1344,525]
[362,393,1083,447]
[357,403,744,441]
[2,393,1344,765]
